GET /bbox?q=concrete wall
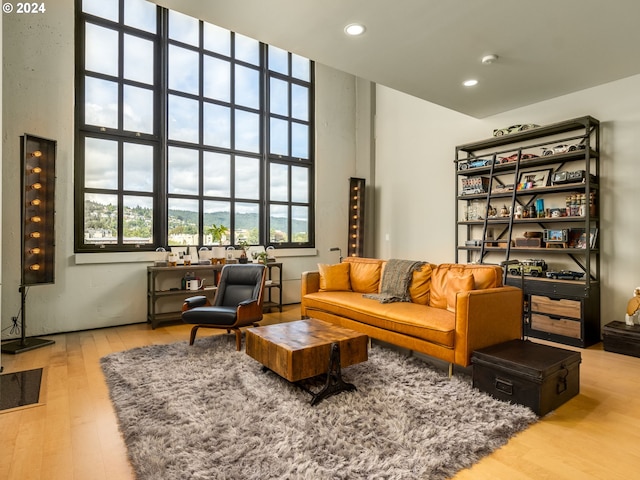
[374,76,640,329]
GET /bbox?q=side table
[263,262,283,312]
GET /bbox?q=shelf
[150,287,218,298]
[455,115,600,348]
[148,311,183,323]
[458,246,598,254]
[456,116,599,152]
[458,183,599,201]
[456,149,598,176]
[458,216,598,225]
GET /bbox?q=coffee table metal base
[299,342,357,406]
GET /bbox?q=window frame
[74,0,314,253]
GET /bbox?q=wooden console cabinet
[147,264,222,329]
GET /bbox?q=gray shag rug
[101,334,536,480]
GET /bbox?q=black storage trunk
[603,321,640,358]
[471,339,581,416]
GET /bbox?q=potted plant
[252,251,269,264]
[206,224,228,259]
[237,239,250,264]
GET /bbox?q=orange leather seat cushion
[303,291,455,347]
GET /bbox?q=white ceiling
[152,0,640,118]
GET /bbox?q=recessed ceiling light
[463,79,479,87]
[481,54,499,65]
[344,23,366,36]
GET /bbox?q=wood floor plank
[2,306,639,479]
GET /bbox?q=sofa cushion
[409,263,433,305]
[446,272,475,312]
[318,263,352,291]
[343,257,383,293]
[430,264,503,309]
[302,291,455,347]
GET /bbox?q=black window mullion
[154,7,168,248]
[77,4,313,252]
[259,42,267,246]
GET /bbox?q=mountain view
[84,199,308,244]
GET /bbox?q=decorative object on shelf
[551,169,594,185]
[458,158,495,170]
[237,239,250,263]
[545,270,585,280]
[248,245,266,263]
[167,252,179,266]
[515,236,542,248]
[266,245,276,262]
[198,247,213,265]
[461,176,490,195]
[517,168,552,190]
[347,177,365,257]
[567,228,598,249]
[541,143,585,156]
[493,124,540,137]
[2,135,57,354]
[505,259,548,277]
[154,247,168,266]
[543,228,569,248]
[625,287,640,326]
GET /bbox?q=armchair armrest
[453,286,523,367]
[181,295,211,311]
[236,298,263,324]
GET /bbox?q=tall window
[75,0,314,252]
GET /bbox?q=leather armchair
[182,264,267,350]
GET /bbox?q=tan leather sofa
[301,257,522,369]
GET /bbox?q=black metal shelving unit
[454,116,601,347]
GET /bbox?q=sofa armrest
[301,270,320,296]
[300,271,320,317]
[453,286,523,367]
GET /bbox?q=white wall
[374,76,640,328]
[1,1,359,338]
[375,90,484,262]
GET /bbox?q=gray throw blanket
[363,259,425,303]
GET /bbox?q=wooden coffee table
[245,318,368,405]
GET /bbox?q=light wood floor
[1,305,638,479]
